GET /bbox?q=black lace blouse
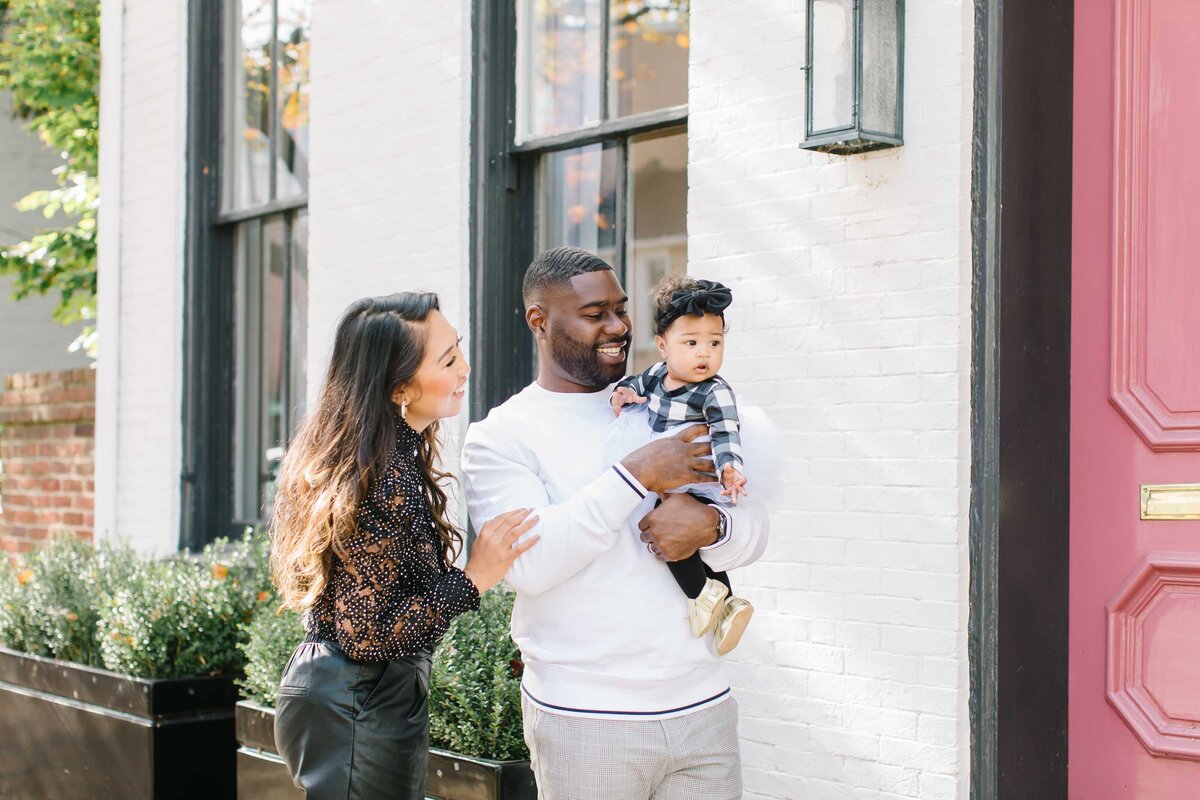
[306,414,480,662]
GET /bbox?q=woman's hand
[463,508,540,592]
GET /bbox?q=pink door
[1071,0,1200,796]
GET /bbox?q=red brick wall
[0,369,95,555]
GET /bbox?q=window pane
[276,0,311,198]
[224,0,273,210]
[607,0,689,120]
[861,0,899,135]
[627,130,686,372]
[811,0,855,132]
[289,211,309,430]
[539,143,620,264]
[233,219,264,520]
[233,215,293,523]
[518,0,603,140]
[260,217,287,518]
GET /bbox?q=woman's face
[395,309,470,431]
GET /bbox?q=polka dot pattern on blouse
[307,413,480,662]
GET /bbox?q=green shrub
[429,588,527,761]
[0,537,139,667]
[96,556,252,679]
[238,599,304,707]
[0,531,269,679]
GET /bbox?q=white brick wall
[688,1,973,797]
[307,0,474,491]
[99,1,976,791]
[100,0,188,553]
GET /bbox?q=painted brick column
[0,370,96,555]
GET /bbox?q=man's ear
[526,304,548,340]
[655,335,668,359]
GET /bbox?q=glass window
[225,0,273,209]
[810,0,855,133]
[232,212,308,523]
[224,0,311,211]
[607,1,689,120]
[539,143,620,263]
[221,0,310,524]
[517,0,689,141]
[626,130,686,371]
[518,0,603,140]
[276,0,311,197]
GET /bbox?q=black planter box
[236,701,536,800]
[234,701,304,800]
[0,646,238,800]
[426,749,537,800]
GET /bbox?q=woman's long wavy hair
[270,293,463,613]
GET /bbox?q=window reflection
[225,0,273,209]
[627,130,686,371]
[540,143,620,265]
[608,0,689,119]
[233,214,307,523]
[224,0,311,210]
[276,0,310,197]
[518,0,603,140]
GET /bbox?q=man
[462,247,769,799]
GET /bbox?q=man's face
[542,269,632,390]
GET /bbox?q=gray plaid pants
[520,694,743,800]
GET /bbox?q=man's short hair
[522,246,613,306]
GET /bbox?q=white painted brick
[98,0,974,794]
[696,1,974,796]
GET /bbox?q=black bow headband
[659,279,733,332]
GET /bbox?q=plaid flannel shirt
[615,361,744,474]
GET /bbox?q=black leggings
[668,552,731,599]
[274,636,431,800]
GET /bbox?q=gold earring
[401,399,408,419]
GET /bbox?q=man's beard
[549,329,628,389]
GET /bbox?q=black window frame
[183,0,309,549]
[470,0,688,419]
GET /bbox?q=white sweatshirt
[461,381,770,718]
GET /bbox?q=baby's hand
[720,463,748,505]
[610,386,647,416]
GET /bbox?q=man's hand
[619,424,716,495]
[638,492,721,562]
[610,386,647,416]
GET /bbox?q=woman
[270,293,538,799]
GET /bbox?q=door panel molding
[1110,0,1200,451]
[1108,553,1200,759]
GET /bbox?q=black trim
[216,194,308,225]
[469,0,535,419]
[611,465,646,499]
[969,0,1073,797]
[513,105,689,154]
[182,0,236,550]
[521,686,730,717]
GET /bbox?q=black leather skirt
[274,635,432,800]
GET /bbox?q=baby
[610,275,754,655]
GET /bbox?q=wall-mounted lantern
[800,0,904,155]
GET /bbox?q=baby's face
[656,313,726,384]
